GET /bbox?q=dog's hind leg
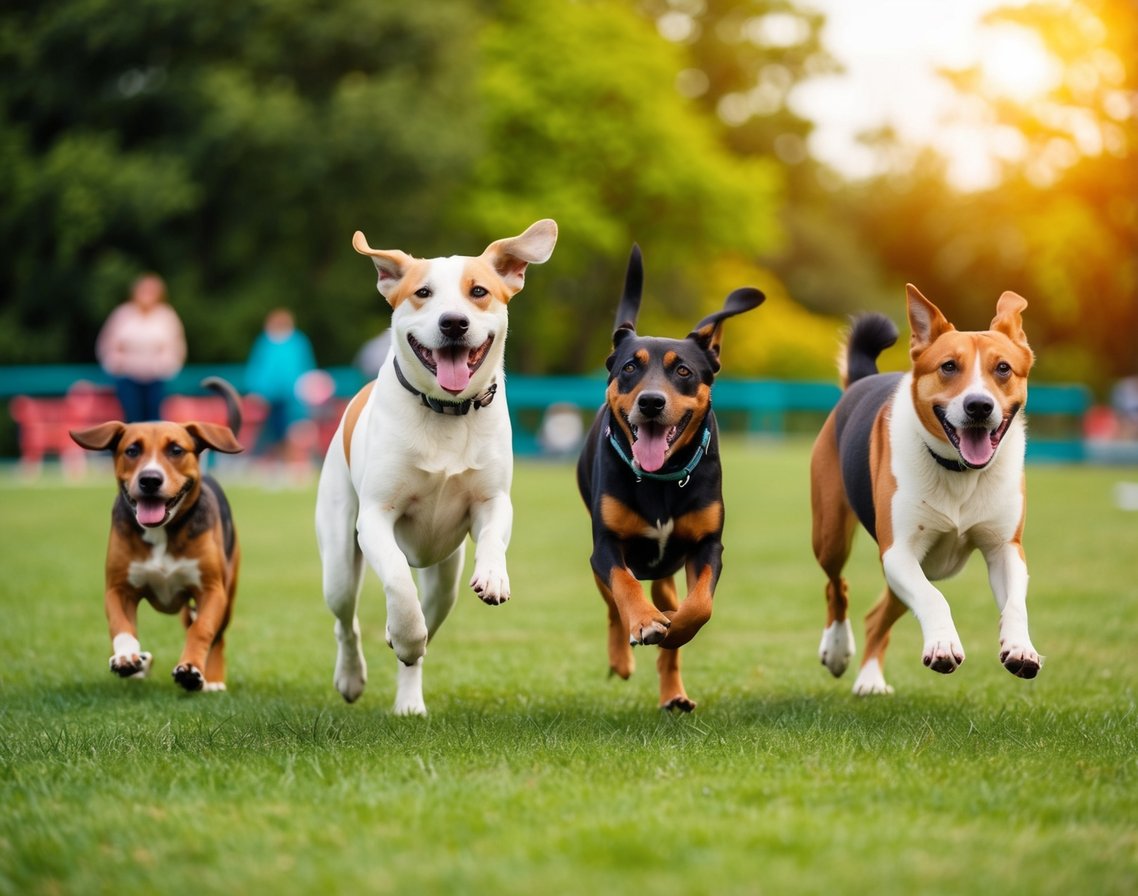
[317,465,369,703]
[851,586,907,695]
[651,578,694,712]
[811,416,858,678]
[391,545,465,717]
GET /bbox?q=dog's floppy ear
[184,423,244,456]
[906,283,954,360]
[70,422,126,452]
[687,287,765,373]
[481,218,558,297]
[352,231,417,308]
[990,290,1029,346]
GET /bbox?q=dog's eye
[470,286,488,299]
[622,361,638,374]
[124,443,142,458]
[995,361,1012,377]
[940,360,958,375]
[415,287,431,299]
[167,444,186,458]
[675,365,692,378]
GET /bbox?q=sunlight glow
[979,26,1061,102]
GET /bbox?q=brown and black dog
[576,246,763,710]
[70,378,244,692]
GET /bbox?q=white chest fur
[128,528,202,610]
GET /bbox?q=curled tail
[842,313,899,388]
[201,376,243,436]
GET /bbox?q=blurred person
[95,273,186,422]
[244,308,317,474]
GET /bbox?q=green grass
[1,439,1136,895]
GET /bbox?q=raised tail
[842,313,899,388]
[201,376,243,436]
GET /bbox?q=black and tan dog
[69,378,244,692]
[577,246,763,710]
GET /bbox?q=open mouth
[122,480,192,528]
[934,405,1018,469]
[408,333,494,395]
[624,410,692,473]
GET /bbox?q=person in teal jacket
[244,308,317,460]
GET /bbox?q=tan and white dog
[315,219,557,715]
[810,284,1041,695]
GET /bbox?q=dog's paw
[660,694,696,713]
[392,696,428,717]
[1000,642,1042,679]
[172,664,205,692]
[819,619,856,678]
[629,614,670,646]
[851,658,894,696]
[385,622,428,667]
[202,681,227,693]
[922,638,965,674]
[470,566,511,606]
[109,651,152,679]
[334,643,368,703]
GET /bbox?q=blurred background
[1,0,1135,463]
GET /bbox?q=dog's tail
[840,313,899,389]
[201,377,243,436]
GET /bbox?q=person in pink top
[96,273,187,422]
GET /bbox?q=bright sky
[792,0,1047,189]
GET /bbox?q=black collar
[928,447,969,472]
[393,358,497,416]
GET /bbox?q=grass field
[1,439,1136,895]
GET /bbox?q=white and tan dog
[316,219,557,715]
[810,284,1041,695]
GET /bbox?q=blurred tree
[845,0,1137,391]
[0,0,482,365]
[449,0,786,373]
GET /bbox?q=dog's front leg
[983,541,1041,679]
[356,507,428,666]
[174,579,229,692]
[105,586,152,678]
[660,541,723,650]
[469,492,512,605]
[881,546,965,673]
[591,535,670,646]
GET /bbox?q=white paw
[1000,641,1042,679]
[110,650,152,679]
[922,637,965,674]
[334,644,368,703]
[385,621,428,667]
[819,619,855,678]
[470,565,511,606]
[851,658,894,696]
[393,657,426,716]
[202,681,227,693]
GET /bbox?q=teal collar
[606,421,711,487]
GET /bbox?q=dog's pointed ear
[70,422,126,452]
[480,218,558,297]
[906,283,954,359]
[990,290,1029,346]
[687,287,765,373]
[613,244,645,333]
[352,231,416,308]
[184,422,244,456]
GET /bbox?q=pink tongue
[435,348,471,393]
[136,498,167,526]
[959,427,995,467]
[631,424,669,473]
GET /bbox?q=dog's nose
[138,474,163,495]
[637,391,667,418]
[964,394,995,421]
[438,313,469,341]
